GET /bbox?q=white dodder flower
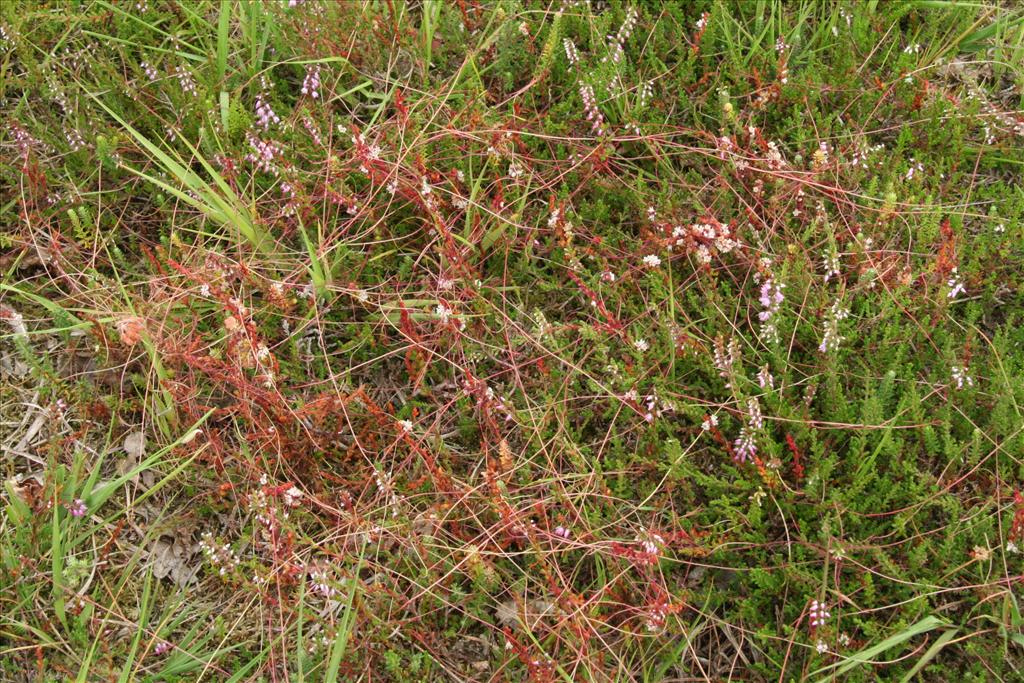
[282,486,302,507]
[434,304,453,324]
[642,254,662,268]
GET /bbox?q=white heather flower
[822,250,841,282]
[816,640,829,654]
[174,65,198,96]
[758,277,785,345]
[905,158,924,180]
[946,268,966,299]
[1007,541,1020,554]
[701,414,718,431]
[563,38,579,66]
[633,338,649,352]
[809,600,830,627]
[818,299,850,353]
[951,366,974,389]
[642,254,662,268]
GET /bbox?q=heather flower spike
[809,600,830,628]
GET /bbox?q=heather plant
[1,1,1023,681]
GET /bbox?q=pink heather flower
[809,599,830,628]
[245,135,281,175]
[301,65,321,99]
[733,399,763,463]
[758,278,785,318]
[734,427,756,463]
[713,336,741,387]
[140,61,158,81]
[68,499,87,517]
[154,641,171,656]
[602,8,638,65]
[553,526,571,539]
[579,84,604,135]
[255,93,280,129]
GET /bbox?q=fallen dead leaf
[149,534,200,588]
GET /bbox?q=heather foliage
[2,1,1024,680]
